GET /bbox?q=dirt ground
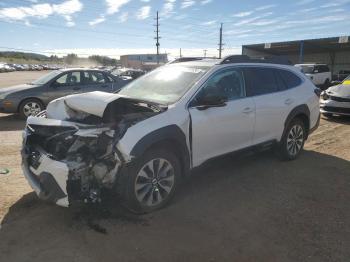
[0,71,350,262]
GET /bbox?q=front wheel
[19,99,43,119]
[122,148,181,213]
[278,118,306,161]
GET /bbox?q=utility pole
[218,23,224,59]
[154,11,160,64]
[203,49,207,58]
[180,48,182,57]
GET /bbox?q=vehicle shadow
[321,115,350,125]
[1,150,350,261]
[0,113,25,131]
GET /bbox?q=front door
[189,67,256,167]
[47,71,83,101]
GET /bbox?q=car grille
[330,96,350,103]
[323,106,350,114]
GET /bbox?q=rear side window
[244,67,279,96]
[276,69,302,90]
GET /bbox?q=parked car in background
[295,63,331,89]
[332,70,350,83]
[21,56,320,212]
[0,68,130,118]
[320,75,350,117]
[112,68,145,80]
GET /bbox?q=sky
[0,0,349,59]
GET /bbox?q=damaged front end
[22,92,164,207]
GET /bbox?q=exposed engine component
[24,95,165,206]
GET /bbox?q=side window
[277,69,302,90]
[323,65,330,72]
[55,73,68,85]
[244,67,279,96]
[314,66,320,73]
[67,71,81,84]
[90,72,107,83]
[105,74,115,83]
[198,68,245,101]
[53,72,81,86]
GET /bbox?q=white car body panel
[320,83,350,115]
[189,97,255,167]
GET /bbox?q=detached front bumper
[320,98,350,116]
[22,142,70,207]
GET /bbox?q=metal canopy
[243,36,350,55]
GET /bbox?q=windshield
[31,70,62,85]
[118,65,209,104]
[296,65,314,74]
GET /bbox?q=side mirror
[313,69,319,73]
[196,94,227,110]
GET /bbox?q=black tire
[122,148,181,214]
[322,113,333,118]
[278,118,306,161]
[19,98,44,119]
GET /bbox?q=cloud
[255,4,276,11]
[181,0,196,9]
[89,16,106,26]
[105,0,130,15]
[0,0,83,26]
[201,20,216,26]
[161,0,176,17]
[200,0,212,5]
[136,5,151,20]
[232,11,253,17]
[296,0,315,5]
[119,11,128,22]
[234,12,273,26]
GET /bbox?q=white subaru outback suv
[22,55,320,213]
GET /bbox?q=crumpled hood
[0,84,39,94]
[326,84,350,98]
[46,91,125,119]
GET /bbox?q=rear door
[47,71,83,101]
[244,67,297,144]
[81,71,114,93]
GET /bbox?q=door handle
[242,107,253,114]
[73,86,81,90]
[285,98,294,105]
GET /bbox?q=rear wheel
[278,118,306,160]
[122,148,181,213]
[19,99,43,119]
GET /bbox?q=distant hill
[0,51,49,61]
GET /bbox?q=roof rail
[168,57,217,64]
[220,55,292,65]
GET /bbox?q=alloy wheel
[23,101,41,117]
[287,124,304,156]
[134,158,175,207]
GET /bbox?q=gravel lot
[0,71,350,262]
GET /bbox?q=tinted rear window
[277,69,302,90]
[244,67,279,96]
